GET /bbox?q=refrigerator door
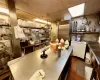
[58,24,69,40]
[71,41,86,59]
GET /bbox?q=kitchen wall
[71,13,100,41]
[50,23,58,41]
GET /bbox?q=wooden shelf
[71,32,99,34]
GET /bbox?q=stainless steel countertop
[8,46,73,80]
[88,42,100,65]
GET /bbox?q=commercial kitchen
[0,0,100,80]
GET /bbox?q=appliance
[71,41,86,59]
[58,24,70,40]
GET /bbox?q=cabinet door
[71,41,86,59]
[91,53,100,80]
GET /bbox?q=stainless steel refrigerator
[58,24,70,41]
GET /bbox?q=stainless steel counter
[8,46,73,80]
[88,42,100,65]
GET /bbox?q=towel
[29,69,45,80]
[14,26,26,39]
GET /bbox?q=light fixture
[34,18,51,25]
[68,3,85,17]
[0,8,9,14]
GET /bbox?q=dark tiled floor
[67,57,85,80]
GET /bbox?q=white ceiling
[0,0,100,21]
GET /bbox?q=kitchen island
[8,46,73,80]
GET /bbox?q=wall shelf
[71,32,99,34]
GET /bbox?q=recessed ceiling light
[68,3,85,17]
[34,18,51,25]
[0,8,9,14]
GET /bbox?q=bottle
[60,38,64,46]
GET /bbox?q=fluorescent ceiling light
[0,8,9,14]
[34,18,51,25]
[68,3,85,17]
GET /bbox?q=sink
[92,50,100,57]
[88,42,100,46]
[90,45,100,50]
